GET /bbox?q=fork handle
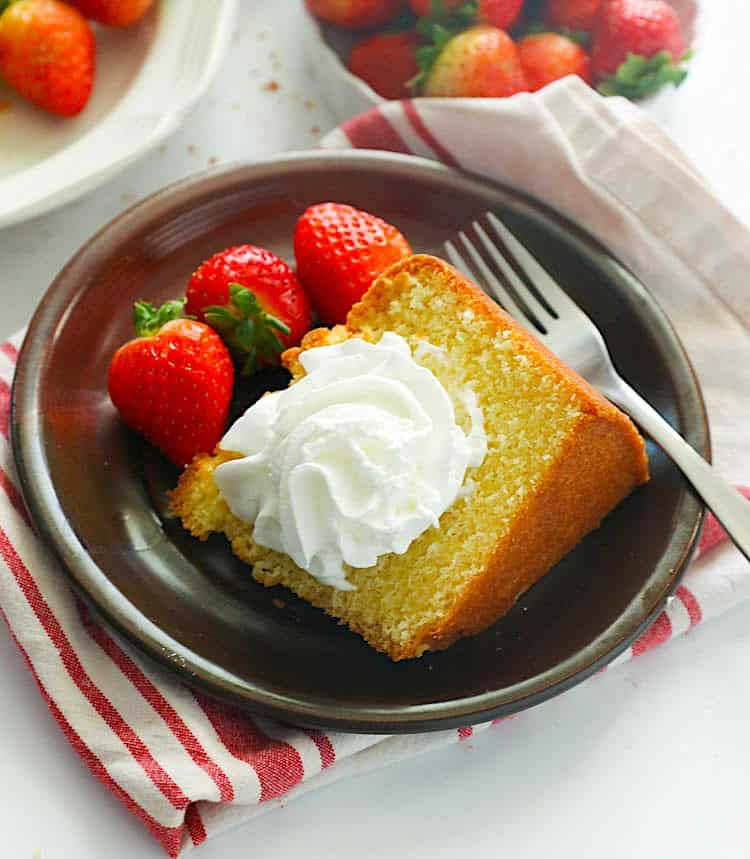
[606,379,750,562]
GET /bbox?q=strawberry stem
[597,51,689,100]
[133,299,186,337]
[203,282,290,377]
[409,0,479,92]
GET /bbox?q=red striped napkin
[2,78,749,856]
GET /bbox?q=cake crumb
[208,156,218,167]
[310,126,321,136]
[186,143,197,155]
[262,80,280,93]
[272,598,286,610]
[303,99,315,111]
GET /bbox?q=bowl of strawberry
[303,0,695,121]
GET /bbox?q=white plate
[0,0,237,229]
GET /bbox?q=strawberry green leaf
[241,346,258,378]
[133,298,186,338]
[416,0,478,35]
[380,6,418,32]
[203,306,236,334]
[230,283,260,316]
[410,0,479,92]
[522,21,590,46]
[202,282,290,376]
[235,319,256,352]
[266,316,291,335]
[456,3,478,23]
[597,51,689,100]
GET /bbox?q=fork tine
[486,212,583,320]
[472,220,554,325]
[444,239,475,284]
[454,232,535,330]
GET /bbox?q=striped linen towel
[1,78,749,856]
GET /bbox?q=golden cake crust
[170,254,648,660]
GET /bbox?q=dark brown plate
[11,151,707,733]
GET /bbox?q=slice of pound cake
[171,255,648,660]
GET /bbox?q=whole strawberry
[186,245,311,376]
[294,203,412,325]
[592,0,687,97]
[422,26,528,98]
[305,0,405,29]
[518,32,591,91]
[410,0,522,29]
[0,0,95,117]
[68,0,155,27]
[108,300,234,467]
[349,31,419,100]
[543,0,602,32]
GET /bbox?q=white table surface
[2,2,749,857]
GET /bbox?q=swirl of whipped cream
[214,333,486,591]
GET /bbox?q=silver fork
[445,212,750,561]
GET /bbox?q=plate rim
[0,0,238,230]
[10,149,708,733]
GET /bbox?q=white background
[2,2,750,857]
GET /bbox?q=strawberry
[305,0,405,29]
[421,25,528,98]
[294,203,412,325]
[543,0,602,32]
[107,300,234,467]
[409,0,522,29]
[474,0,523,29]
[68,0,155,27]
[592,0,688,97]
[0,0,95,117]
[518,32,591,91]
[186,246,311,376]
[349,31,419,99]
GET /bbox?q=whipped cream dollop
[214,333,487,591]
